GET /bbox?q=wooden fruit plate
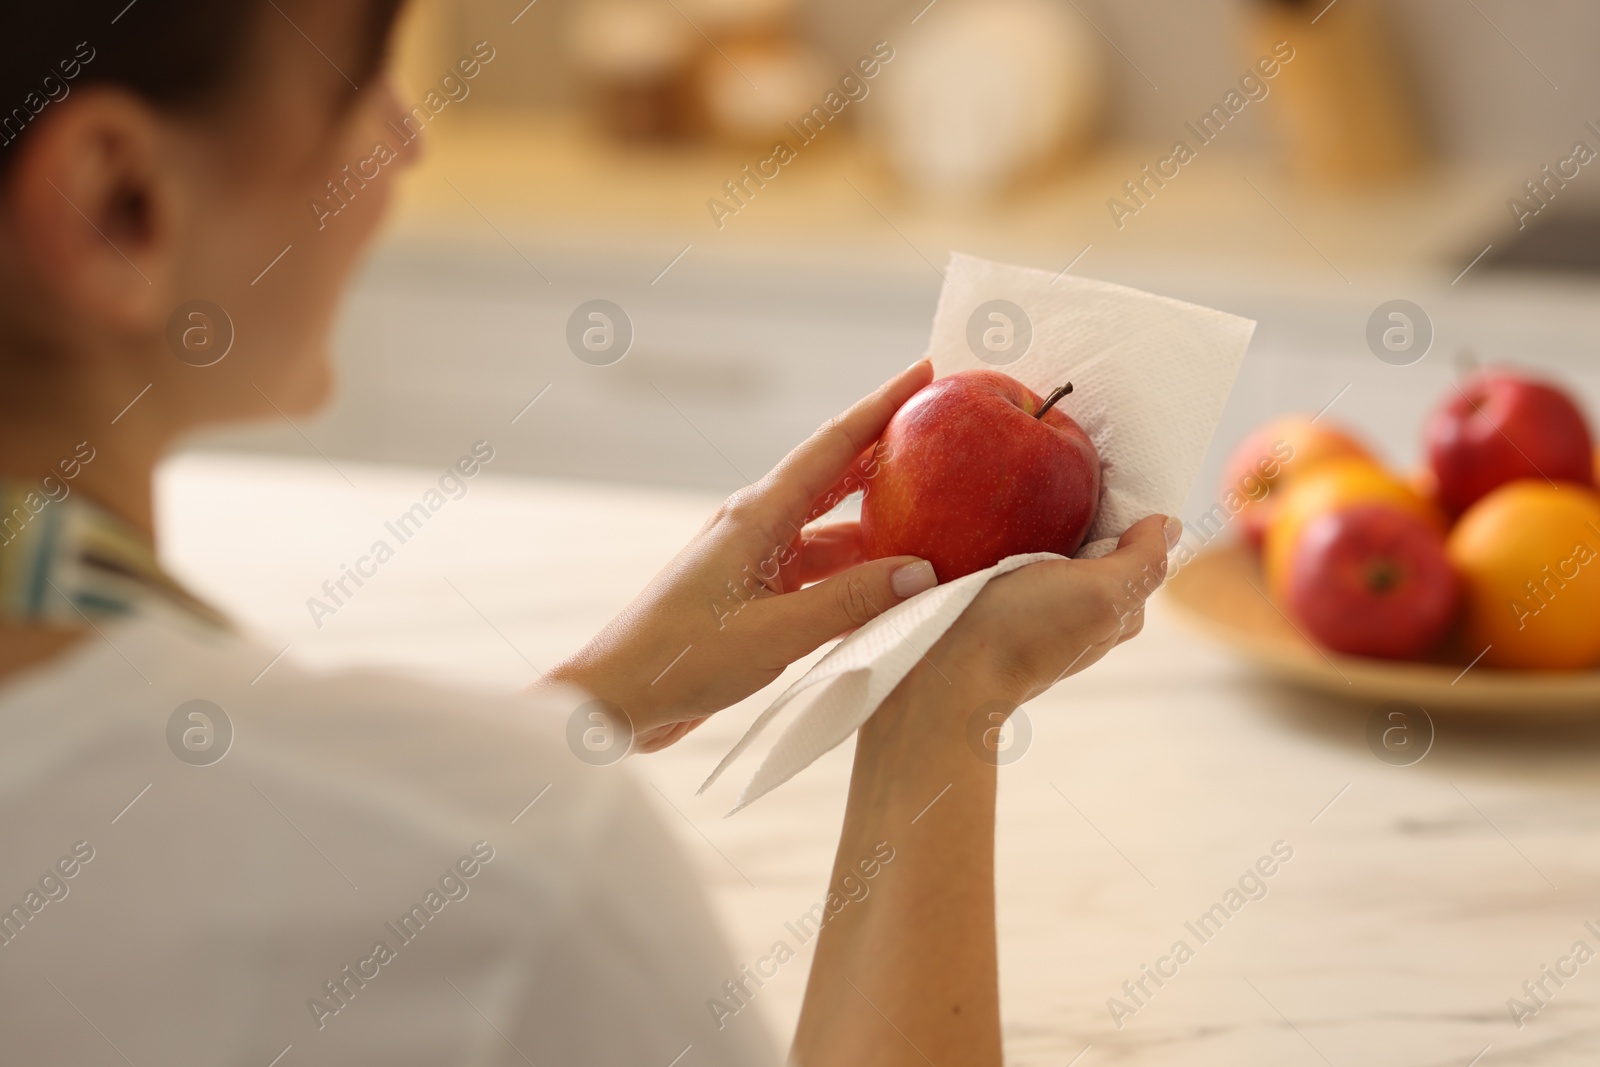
[1165,543,1600,713]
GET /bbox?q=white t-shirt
[0,606,782,1066]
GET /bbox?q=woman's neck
[0,375,168,682]
[0,439,157,683]
[9,435,159,539]
[0,376,167,540]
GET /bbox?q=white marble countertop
[158,451,1600,1066]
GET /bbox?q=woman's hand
[541,361,941,751]
[917,512,1182,710]
[793,516,1179,1067]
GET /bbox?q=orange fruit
[1408,465,1442,512]
[1446,481,1600,670]
[1265,457,1443,598]
[1221,417,1371,550]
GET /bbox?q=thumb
[757,554,938,659]
[1092,514,1181,592]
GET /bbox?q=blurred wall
[423,0,1600,164]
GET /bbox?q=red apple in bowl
[1425,370,1595,516]
[1283,504,1460,660]
[860,369,1101,581]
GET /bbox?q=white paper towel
[702,253,1256,812]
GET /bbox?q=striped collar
[0,482,228,630]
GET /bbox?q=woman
[0,2,1178,1064]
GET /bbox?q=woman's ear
[6,86,183,334]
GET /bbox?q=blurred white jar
[872,0,1105,201]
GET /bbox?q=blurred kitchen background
[148,8,1600,1055]
[187,0,1600,508]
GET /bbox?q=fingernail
[906,357,930,372]
[1163,515,1183,549]
[891,559,937,598]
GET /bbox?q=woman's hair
[0,0,404,164]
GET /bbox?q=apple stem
[1035,383,1074,419]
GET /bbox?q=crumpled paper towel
[702,253,1256,812]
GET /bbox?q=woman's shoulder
[0,604,636,844]
[0,608,780,1067]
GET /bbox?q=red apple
[1425,370,1595,516]
[1284,504,1460,660]
[860,369,1101,581]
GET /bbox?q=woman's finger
[755,360,932,522]
[794,522,866,586]
[804,442,880,524]
[1090,514,1179,592]
[758,553,937,661]
[632,716,708,754]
